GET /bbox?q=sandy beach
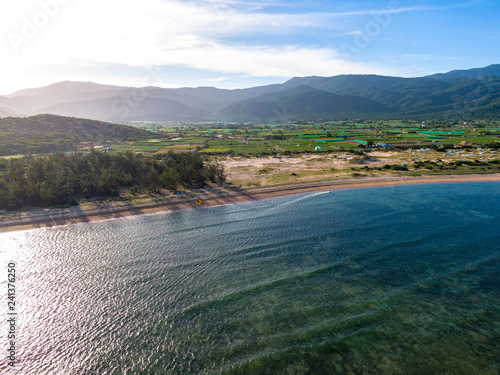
[1,173,499,233]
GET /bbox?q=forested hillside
[0,114,153,156]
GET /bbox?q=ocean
[1,182,499,374]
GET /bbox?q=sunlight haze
[1,0,499,94]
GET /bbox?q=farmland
[110,119,500,157]
[94,119,500,188]
[2,119,499,190]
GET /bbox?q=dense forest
[0,114,153,156]
[0,151,226,210]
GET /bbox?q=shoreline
[1,173,499,233]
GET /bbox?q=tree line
[0,150,226,210]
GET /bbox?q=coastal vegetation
[0,150,225,210]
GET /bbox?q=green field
[111,120,500,156]
[4,119,499,158]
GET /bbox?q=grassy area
[155,144,197,154]
[4,119,499,163]
[198,148,232,154]
[0,154,25,159]
[238,162,500,189]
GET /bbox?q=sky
[1,0,499,94]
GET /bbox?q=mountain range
[1,64,500,122]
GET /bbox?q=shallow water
[1,182,499,374]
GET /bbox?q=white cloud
[155,43,387,77]
[0,0,428,92]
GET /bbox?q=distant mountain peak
[428,64,500,79]
[7,80,124,98]
[1,64,499,121]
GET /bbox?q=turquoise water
[1,182,499,374]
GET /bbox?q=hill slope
[428,64,500,79]
[217,86,391,121]
[277,74,500,119]
[37,94,214,123]
[0,114,153,156]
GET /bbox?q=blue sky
[1,0,499,94]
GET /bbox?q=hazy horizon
[1,0,500,95]
[3,63,500,97]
